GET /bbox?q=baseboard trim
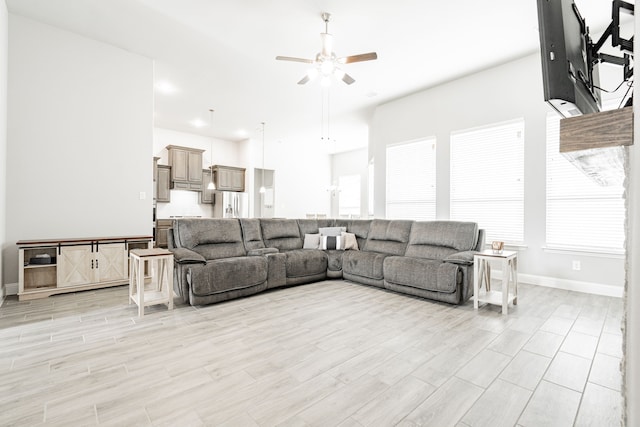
[5,282,18,296]
[490,270,623,298]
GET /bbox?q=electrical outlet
[572,260,581,271]
[139,192,146,200]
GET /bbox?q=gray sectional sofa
[168,217,484,307]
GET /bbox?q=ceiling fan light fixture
[333,68,345,80]
[306,68,319,80]
[321,75,332,87]
[320,60,334,76]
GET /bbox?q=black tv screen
[537,0,601,117]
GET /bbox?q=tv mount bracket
[589,0,634,82]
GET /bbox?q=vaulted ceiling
[6,0,620,152]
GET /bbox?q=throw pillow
[321,235,344,250]
[341,232,359,251]
[303,233,321,249]
[318,226,346,237]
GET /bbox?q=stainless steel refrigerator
[212,191,249,218]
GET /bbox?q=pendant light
[207,109,216,190]
[259,122,266,194]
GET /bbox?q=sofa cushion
[321,235,343,250]
[261,219,302,251]
[319,226,346,236]
[240,218,265,251]
[383,256,461,293]
[404,221,478,260]
[173,218,246,260]
[188,256,267,296]
[342,250,388,281]
[336,219,372,250]
[341,232,359,251]
[284,249,327,278]
[408,221,479,251]
[363,220,413,255]
[297,219,336,236]
[325,250,344,272]
[303,233,321,249]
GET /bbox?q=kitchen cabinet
[166,145,204,191]
[156,164,171,203]
[18,236,152,300]
[155,219,173,248]
[213,165,246,192]
[201,169,214,203]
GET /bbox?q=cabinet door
[155,220,173,248]
[57,245,94,287]
[230,169,245,191]
[96,243,128,282]
[156,165,171,202]
[170,148,189,182]
[188,151,203,184]
[216,169,231,190]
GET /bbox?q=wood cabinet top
[166,145,205,153]
[17,235,153,247]
[212,165,246,172]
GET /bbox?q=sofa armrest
[444,250,476,266]
[247,248,279,256]
[171,248,206,264]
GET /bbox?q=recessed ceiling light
[190,118,207,128]
[236,129,248,138]
[155,80,178,95]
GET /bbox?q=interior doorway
[254,168,275,218]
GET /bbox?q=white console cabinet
[18,236,152,301]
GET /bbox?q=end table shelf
[473,250,518,315]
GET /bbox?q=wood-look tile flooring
[0,280,623,426]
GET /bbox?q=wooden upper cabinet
[213,165,246,192]
[166,145,204,191]
[156,165,171,203]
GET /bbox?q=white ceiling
[6,0,622,152]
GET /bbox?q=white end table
[473,250,518,315]
[129,248,174,317]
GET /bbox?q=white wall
[267,131,331,218]
[624,11,640,426]
[0,0,7,301]
[4,14,153,286]
[371,54,624,293]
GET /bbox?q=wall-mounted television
[537,0,602,117]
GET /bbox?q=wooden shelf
[560,107,633,153]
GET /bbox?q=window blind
[545,113,625,252]
[450,119,525,244]
[386,138,436,220]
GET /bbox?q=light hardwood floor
[0,280,623,426]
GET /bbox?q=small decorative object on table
[491,241,504,254]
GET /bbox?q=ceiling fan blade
[276,56,314,64]
[297,75,310,85]
[342,73,355,85]
[339,52,378,64]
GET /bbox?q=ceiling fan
[276,12,378,86]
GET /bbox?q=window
[338,174,361,218]
[450,119,525,244]
[386,138,436,220]
[546,113,625,253]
